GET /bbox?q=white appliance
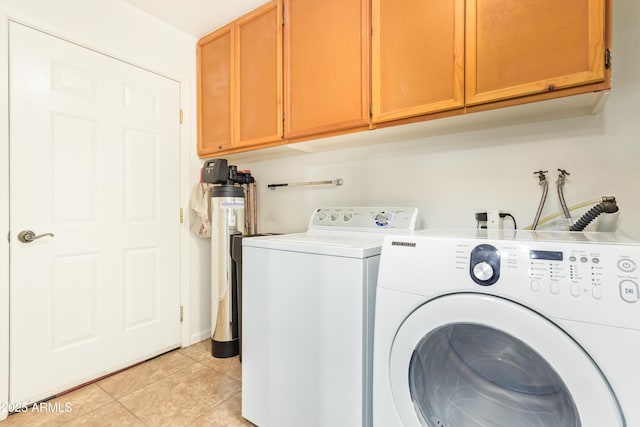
[242,207,419,427]
[373,229,640,427]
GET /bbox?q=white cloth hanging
[189,182,213,238]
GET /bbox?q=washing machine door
[389,293,624,427]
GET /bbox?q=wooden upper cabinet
[235,0,283,148]
[466,0,607,106]
[284,0,370,139]
[198,24,234,156]
[372,0,464,124]
[197,1,282,157]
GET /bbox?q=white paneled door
[8,22,181,403]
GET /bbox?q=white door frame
[0,10,192,420]
[0,11,10,422]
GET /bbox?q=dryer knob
[472,262,494,282]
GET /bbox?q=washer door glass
[409,323,579,427]
[388,294,624,427]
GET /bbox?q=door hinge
[180,208,184,224]
[180,305,184,322]
[179,108,183,124]
[604,48,612,70]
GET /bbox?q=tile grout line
[112,400,152,427]
[98,363,191,401]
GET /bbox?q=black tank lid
[211,184,245,198]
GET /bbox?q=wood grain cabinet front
[283,0,370,139]
[465,0,608,106]
[372,0,465,124]
[197,0,611,158]
[197,0,283,157]
[198,23,233,156]
[235,1,283,148]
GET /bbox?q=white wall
[0,0,204,417]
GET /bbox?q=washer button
[550,282,559,294]
[592,286,603,300]
[570,284,581,297]
[530,280,540,292]
[618,259,637,273]
[580,257,588,263]
[620,280,639,303]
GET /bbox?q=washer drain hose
[569,201,619,231]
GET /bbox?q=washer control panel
[523,246,640,305]
[464,242,640,303]
[309,207,418,231]
[447,234,640,329]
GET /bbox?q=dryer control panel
[309,207,418,232]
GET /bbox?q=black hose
[569,201,619,231]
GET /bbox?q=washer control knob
[374,211,393,227]
[330,212,339,222]
[469,244,501,286]
[473,262,494,282]
[375,211,389,222]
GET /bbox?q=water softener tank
[210,183,245,357]
[201,158,246,358]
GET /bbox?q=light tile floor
[1,340,254,427]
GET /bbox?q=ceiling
[122,0,268,38]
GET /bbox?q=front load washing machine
[242,207,418,427]
[373,229,640,427]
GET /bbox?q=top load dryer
[241,207,419,427]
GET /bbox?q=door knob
[17,230,55,243]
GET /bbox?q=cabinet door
[236,0,283,148]
[284,0,370,139]
[466,0,607,106]
[372,0,464,124]
[198,24,234,155]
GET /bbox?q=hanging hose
[569,199,619,231]
[523,198,601,230]
[556,169,571,219]
[531,170,549,230]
